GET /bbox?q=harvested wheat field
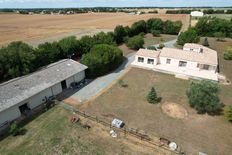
[0,13,189,46]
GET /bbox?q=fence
[70,108,184,155]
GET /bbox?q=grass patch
[143,34,177,47]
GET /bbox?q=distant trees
[186,80,222,115]
[177,28,200,45]
[81,44,123,78]
[224,47,232,60]
[126,35,144,50]
[147,87,161,104]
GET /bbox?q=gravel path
[69,39,176,102]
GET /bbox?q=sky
[0,0,232,8]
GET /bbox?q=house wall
[51,83,62,96]
[159,57,200,70]
[74,70,85,82]
[0,106,21,125]
[135,55,158,69]
[28,88,53,109]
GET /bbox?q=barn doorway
[61,80,67,90]
[19,103,31,116]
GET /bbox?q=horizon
[0,0,232,9]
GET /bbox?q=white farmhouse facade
[0,59,87,126]
[132,43,218,81]
[191,11,204,17]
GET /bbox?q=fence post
[96,116,98,123]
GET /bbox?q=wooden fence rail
[72,108,183,155]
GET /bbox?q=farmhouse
[191,11,204,17]
[132,43,218,81]
[0,59,87,126]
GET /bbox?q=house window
[166,59,171,64]
[138,57,144,63]
[179,61,187,67]
[147,59,154,64]
[203,64,210,70]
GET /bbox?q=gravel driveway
[69,39,176,102]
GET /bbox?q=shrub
[9,122,26,136]
[126,35,144,50]
[186,80,222,115]
[130,20,147,36]
[177,28,200,45]
[214,32,226,41]
[146,87,161,104]
[202,37,209,47]
[151,30,161,37]
[118,79,128,88]
[147,46,157,50]
[158,43,165,49]
[81,44,123,78]
[224,105,232,122]
[224,47,232,60]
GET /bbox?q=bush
[224,105,232,122]
[126,35,144,50]
[81,44,123,78]
[151,30,161,37]
[177,28,200,45]
[118,79,128,88]
[9,122,26,136]
[158,43,165,49]
[147,87,161,104]
[146,18,164,33]
[224,47,232,60]
[202,37,209,47]
[186,80,222,115]
[147,46,157,50]
[214,32,226,41]
[129,20,147,36]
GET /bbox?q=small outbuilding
[0,59,87,126]
[191,11,204,17]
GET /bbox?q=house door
[19,103,31,116]
[61,80,67,90]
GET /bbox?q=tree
[214,32,226,41]
[224,47,232,60]
[130,20,147,36]
[35,42,63,67]
[126,35,144,50]
[158,43,165,49]
[146,87,161,104]
[81,44,123,78]
[0,41,35,81]
[114,25,127,44]
[93,32,116,45]
[151,30,161,37]
[225,105,232,122]
[58,36,80,58]
[186,80,222,115]
[163,20,182,35]
[202,37,209,46]
[177,28,200,45]
[146,18,163,33]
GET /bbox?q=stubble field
[0,13,189,46]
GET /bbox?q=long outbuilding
[0,59,87,126]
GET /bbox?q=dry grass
[0,105,174,155]
[0,13,189,46]
[83,67,232,155]
[144,33,177,47]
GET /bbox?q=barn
[190,11,204,17]
[0,59,87,127]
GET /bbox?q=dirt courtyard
[81,68,232,155]
[0,13,189,46]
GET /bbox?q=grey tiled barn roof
[0,59,87,112]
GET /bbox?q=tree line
[0,18,182,82]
